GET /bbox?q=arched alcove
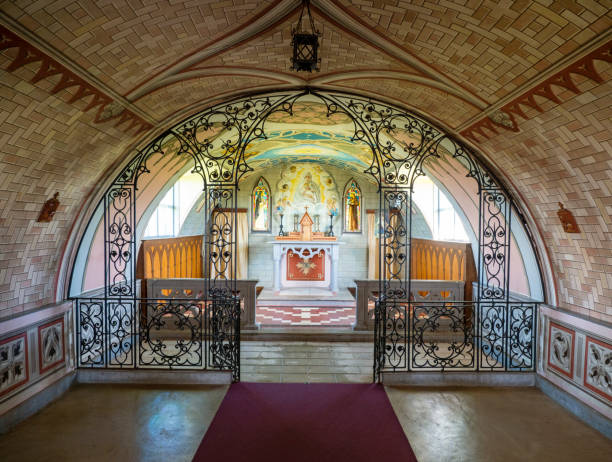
[65,88,548,382]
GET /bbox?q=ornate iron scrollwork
[412,302,474,370]
[480,190,510,300]
[107,301,135,367]
[508,303,536,370]
[381,189,409,300]
[77,300,104,366]
[72,88,539,383]
[209,296,241,382]
[139,300,203,368]
[105,187,134,297]
[479,303,506,369]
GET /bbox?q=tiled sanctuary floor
[255,305,356,326]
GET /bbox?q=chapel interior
[0,1,611,461]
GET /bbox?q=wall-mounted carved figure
[557,202,580,233]
[37,192,60,223]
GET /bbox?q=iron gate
[71,89,542,382]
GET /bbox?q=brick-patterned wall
[2,62,611,321]
[476,73,612,321]
[0,3,610,323]
[0,0,275,95]
[332,78,480,129]
[0,64,141,317]
[336,0,611,102]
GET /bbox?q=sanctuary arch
[69,89,544,382]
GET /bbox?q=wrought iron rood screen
[76,296,240,381]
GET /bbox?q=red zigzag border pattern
[461,41,612,143]
[0,25,152,136]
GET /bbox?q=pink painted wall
[81,153,193,292]
[426,155,530,296]
[79,148,532,298]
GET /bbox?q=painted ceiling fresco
[179,100,437,182]
[243,101,374,178]
[244,129,373,175]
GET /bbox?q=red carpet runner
[192,383,418,462]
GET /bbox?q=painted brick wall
[0,63,142,317]
[1,40,610,325]
[475,72,612,321]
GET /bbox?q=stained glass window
[251,177,270,232]
[344,179,361,232]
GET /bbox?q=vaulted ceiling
[2,0,609,135]
[0,1,611,315]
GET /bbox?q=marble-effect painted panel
[583,337,612,402]
[547,322,574,379]
[0,333,28,397]
[38,318,65,374]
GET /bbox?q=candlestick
[278,213,286,236]
[327,212,334,237]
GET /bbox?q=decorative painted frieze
[584,337,612,402]
[0,25,151,135]
[547,322,575,379]
[0,333,29,397]
[38,318,65,374]
[461,41,612,142]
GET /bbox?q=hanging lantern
[291,0,321,72]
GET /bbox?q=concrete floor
[2,385,610,462]
[386,386,612,462]
[241,341,372,383]
[1,342,610,461]
[0,384,228,462]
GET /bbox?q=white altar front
[270,241,341,294]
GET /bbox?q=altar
[271,240,341,294]
[270,209,341,294]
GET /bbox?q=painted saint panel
[252,177,270,232]
[275,164,340,224]
[344,179,362,233]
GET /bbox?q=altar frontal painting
[287,250,325,281]
[275,164,340,223]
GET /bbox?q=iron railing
[374,299,538,380]
[75,296,241,381]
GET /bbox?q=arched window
[251,177,271,232]
[343,179,362,233]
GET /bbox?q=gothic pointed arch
[343,178,362,233]
[251,176,271,232]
